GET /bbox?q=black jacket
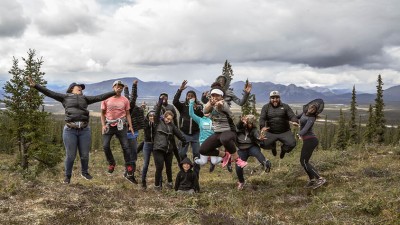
[173,89,203,135]
[124,83,145,131]
[236,121,261,149]
[153,98,186,153]
[34,84,115,122]
[259,102,297,134]
[143,110,157,143]
[174,158,200,192]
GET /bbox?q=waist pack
[66,121,88,129]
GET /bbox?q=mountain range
[2,77,400,105]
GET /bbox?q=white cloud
[0,0,399,93]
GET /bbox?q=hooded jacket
[174,158,200,192]
[173,89,203,135]
[236,120,261,150]
[34,84,115,123]
[153,98,187,153]
[143,110,157,143]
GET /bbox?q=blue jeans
[141,142,153,182]
[235,145,267,183]
[63,125,91,176]
[127,131,138,169]
[103,125,132,166]
[180,132,200,175]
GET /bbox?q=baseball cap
[269,91,280,97]
[112,80,124,87]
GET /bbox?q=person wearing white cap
[259,90,298,159]
[199,82,248,169]
[101,80,136,184]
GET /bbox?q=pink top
[101,96,130,126]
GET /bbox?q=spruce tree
[348,85,358,145]
[364,104,375,143]
[1,49,62,173]
[374,74,385,144]
[335,108,347,150]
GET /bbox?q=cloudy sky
[1,0,399,93]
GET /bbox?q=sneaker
[227,161,233,173]
[235,158,248,168]
[124,174,138,184]
[209,163,215,173]
[166,182,173,189]
[64,175,71,184]
[108,164,115,174]
[304,179,316,188]
[263,160,271,173]
[312,177,326,189]
[280,150,286,159]
[126,165,134,177]
[221,152,231,168]
[81,173,93,180]
[237,181,245,190]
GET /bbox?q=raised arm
[85,91,116,104]
[188,99,201,125]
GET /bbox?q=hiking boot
[263,160,271,173]
[209,163,215,173]
[221,152,231,168]
[142,180,147,190]
[280,150,286,159]
[81,173,93,180]
[166,182,173,189]
[124,174,138,184]
[154,185,162,191]
[64,175,71,184]
[126,165,134,177]
[237,181,245,190]
[271,148,277,156]
[304,179,316,188]
[312,177,326,189]
[108,164,115,174]
[227,161,233,173]
[235,158,248,168]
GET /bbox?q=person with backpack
[259,91,298,159]
[28,76,117,184]
[297,99,326,189]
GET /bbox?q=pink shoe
[235,158,248,168]
[221,152,231,168]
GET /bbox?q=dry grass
[1,145,400,224]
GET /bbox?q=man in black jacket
[173,80,203,176]
[259,91,298,159]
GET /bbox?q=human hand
[28,75,35,87]
[133,80,138,85]
[244,82,252,93]
[179,80,188,91]
[290,121,299,127]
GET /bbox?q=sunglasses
[270,96,280,99]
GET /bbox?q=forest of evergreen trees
[1,51,399,175]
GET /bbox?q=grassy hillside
[0,144,399,224]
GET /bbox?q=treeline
[0,50,398,176]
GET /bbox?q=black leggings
[153,150,173,186]
[199,131,237,156]
[300,137,320,180]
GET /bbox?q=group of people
[27,74,326,193]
